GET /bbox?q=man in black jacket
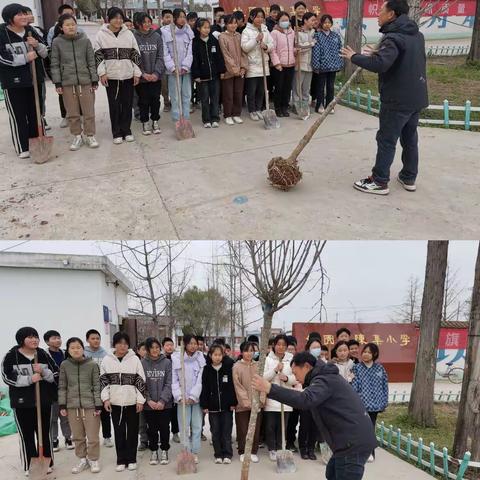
[252,352,377,480]
[341,0,428,195]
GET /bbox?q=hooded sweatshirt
[1,346,58,408]
[141,353,173,409]
[200,356,237,412]
[99,349,146,407]
[263,350,295,412]
[84,345,108,367]
[241,22,274,78]
[133,28,164,81]
[161,23,194,74]
[171,350,205,403]
[93,23,142,81]
[58,356,102,411]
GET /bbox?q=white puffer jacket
[263,351,296,412]
[241,22,274,78]
[100,349,146,407]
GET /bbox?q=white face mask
[279,21,290,29]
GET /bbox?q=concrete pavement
[0,82,479,240]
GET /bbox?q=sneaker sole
[353,183,390,195]
[397,176,416,191]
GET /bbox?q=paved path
[0,431,435,480]
[1,82,479,240]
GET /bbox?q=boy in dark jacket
[200,344,237,463]
[1,327,59,475]
[341,0,428,195]
[191,18,226,128]
[0,3,48,158]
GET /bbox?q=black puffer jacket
[351,14,428,112]
[200,358,237,412]
[191,33,226,81]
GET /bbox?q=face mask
[279,21,290,29]
[254,352,260,360]
[310,348,321,358]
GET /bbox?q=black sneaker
[300,450,309,460]
[308,450,317,460]
[52,440,59,452]
[65,439,74,450]
[286,443,298,453]
[201,434,207,442]
[353,177,389,195]
[397,174,417,192]
[138,443,148,451]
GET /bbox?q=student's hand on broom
[103,400,112,412]
[60,409,68,417]
[100,74,109,87]
[340,45,356,60]
[252,374,271,395]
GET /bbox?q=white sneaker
[89,460,100,473]
[256,111,263,119]
[251,454,259,463]
[24,471,29,477]
[125,135,135,142]
[223,458,231,464]
[269,451,277,462]
[152,121,161,134]
[85,136,99,148]
[368,454,375,463]
[214,458,223,464]
[330,108,335,114]
[60,118,68,128]
[127,463,137,471]
[150,451,159,465]
[142,122,152,135]
[104,438,114,447]
[240,454,244,462]
[70,134,83,151]
[72,458,89,474]
[47,467,53,474]
[113,137,123,145]
[204,123,212,128]
[233,116,243,124]
[160,450,169,465]
[115,464,126,472]
[249,112,259,121]
[225,117,234,125]
[18,151,30,159]
[211,121,219,128]
[193,455,199,464]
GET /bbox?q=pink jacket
[270,27,296,67]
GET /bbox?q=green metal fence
[389,390,461,403]
[335,83,480,131]
[376,421,477,480]
[426,45,470,57]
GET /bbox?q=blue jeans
[373,107,420,185]
[325,452,370,480]
[177,402,202,454]
[168,73,191,122]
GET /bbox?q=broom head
[176,448,197,475]
[268,157,302,190]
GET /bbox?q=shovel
[176,344,197,475]
[293,17,310,120]
[276,403,296,474]
[29,353,51,480]
[28,32,53,164]
[259,31,279,130]
[171,24,195,140]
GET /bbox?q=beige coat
[219,31,248,79]
[296,28,316,72]
[233,359,265,412]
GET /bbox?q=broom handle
[180,344,188,448]
[280,402,286,451]
[34,352,44,456]
[27,32,43,138]
[170,23,184,119]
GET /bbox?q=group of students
[1,324,388,476]
[0,2,344,157]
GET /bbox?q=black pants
[271,66,295,112]
[316,71,337,109]
[246,77,265,113]
[299,410,319,452]
[59,93,66,118]
[310,71,319,101]
[197,78,220,124]
[3,87,40,155]
[135,80,161,123]
[209,411,233,459]
[105,78,134,139]
[264,411,290,452]
[286,408,299,446]
[170,403,179,434]
[14,406,53,472]
[373,107,420,185]
[326,452,370,480]
[111,405,139,466]
[144,409,171,452]
[367,412,379,458]
[100,406,112,439]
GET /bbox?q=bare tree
[232,241,327,480]
[408,0,422,23]
[443,264,465,322]
[408,241,449,427]
[344,0,364,78]
[453,242,480,462]
[394,275,422,323]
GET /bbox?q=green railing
[335,83,480,131]
[389,390,461,403]
[426,45,470,57]
[376,421,477,480]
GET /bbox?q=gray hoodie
[84,345,108,368]
[142,353,173,409]
[133,28,164,82]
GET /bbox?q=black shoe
[282,110,290,117]
[65,439,74,450]
[397,174,417,192]
[286,443,298,453]
[52,440,59,452]
[308,450,317,460]
[201,434,207,441]
[275,109,284,117]
[300,450,309,460]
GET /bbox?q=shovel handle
[180,344,188,448]
[280,403,286,451]
[259,28,270,108]
[27,32,44,139]
[34,352,44,451]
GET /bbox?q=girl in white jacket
[241,8,274,121]
[263,334,295,461]
[93,7,141,144]
[100,332,146,472]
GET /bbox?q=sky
[0,240,477,332]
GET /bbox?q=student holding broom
[172,334,206,464]
[1,327,58,475]
[200,344,237,464]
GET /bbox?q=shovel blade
[29,456,51,480]
[295,101,310,120]
[262,109,280,129]
[175,117,195,141]
[176,448,197,475]
[276,450,296,474]
[29,135,53,164]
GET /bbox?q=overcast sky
[0,240,477,332]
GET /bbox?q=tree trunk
[408,0,422,24]
[240,306,273,480]
[408,241,449,427]
[344,0,364,79]
[453,243,480,461]
[468,0,480,63]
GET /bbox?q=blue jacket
[312,30,343,73]
[351,362,389,412]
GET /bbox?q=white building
[0,252,133,364]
